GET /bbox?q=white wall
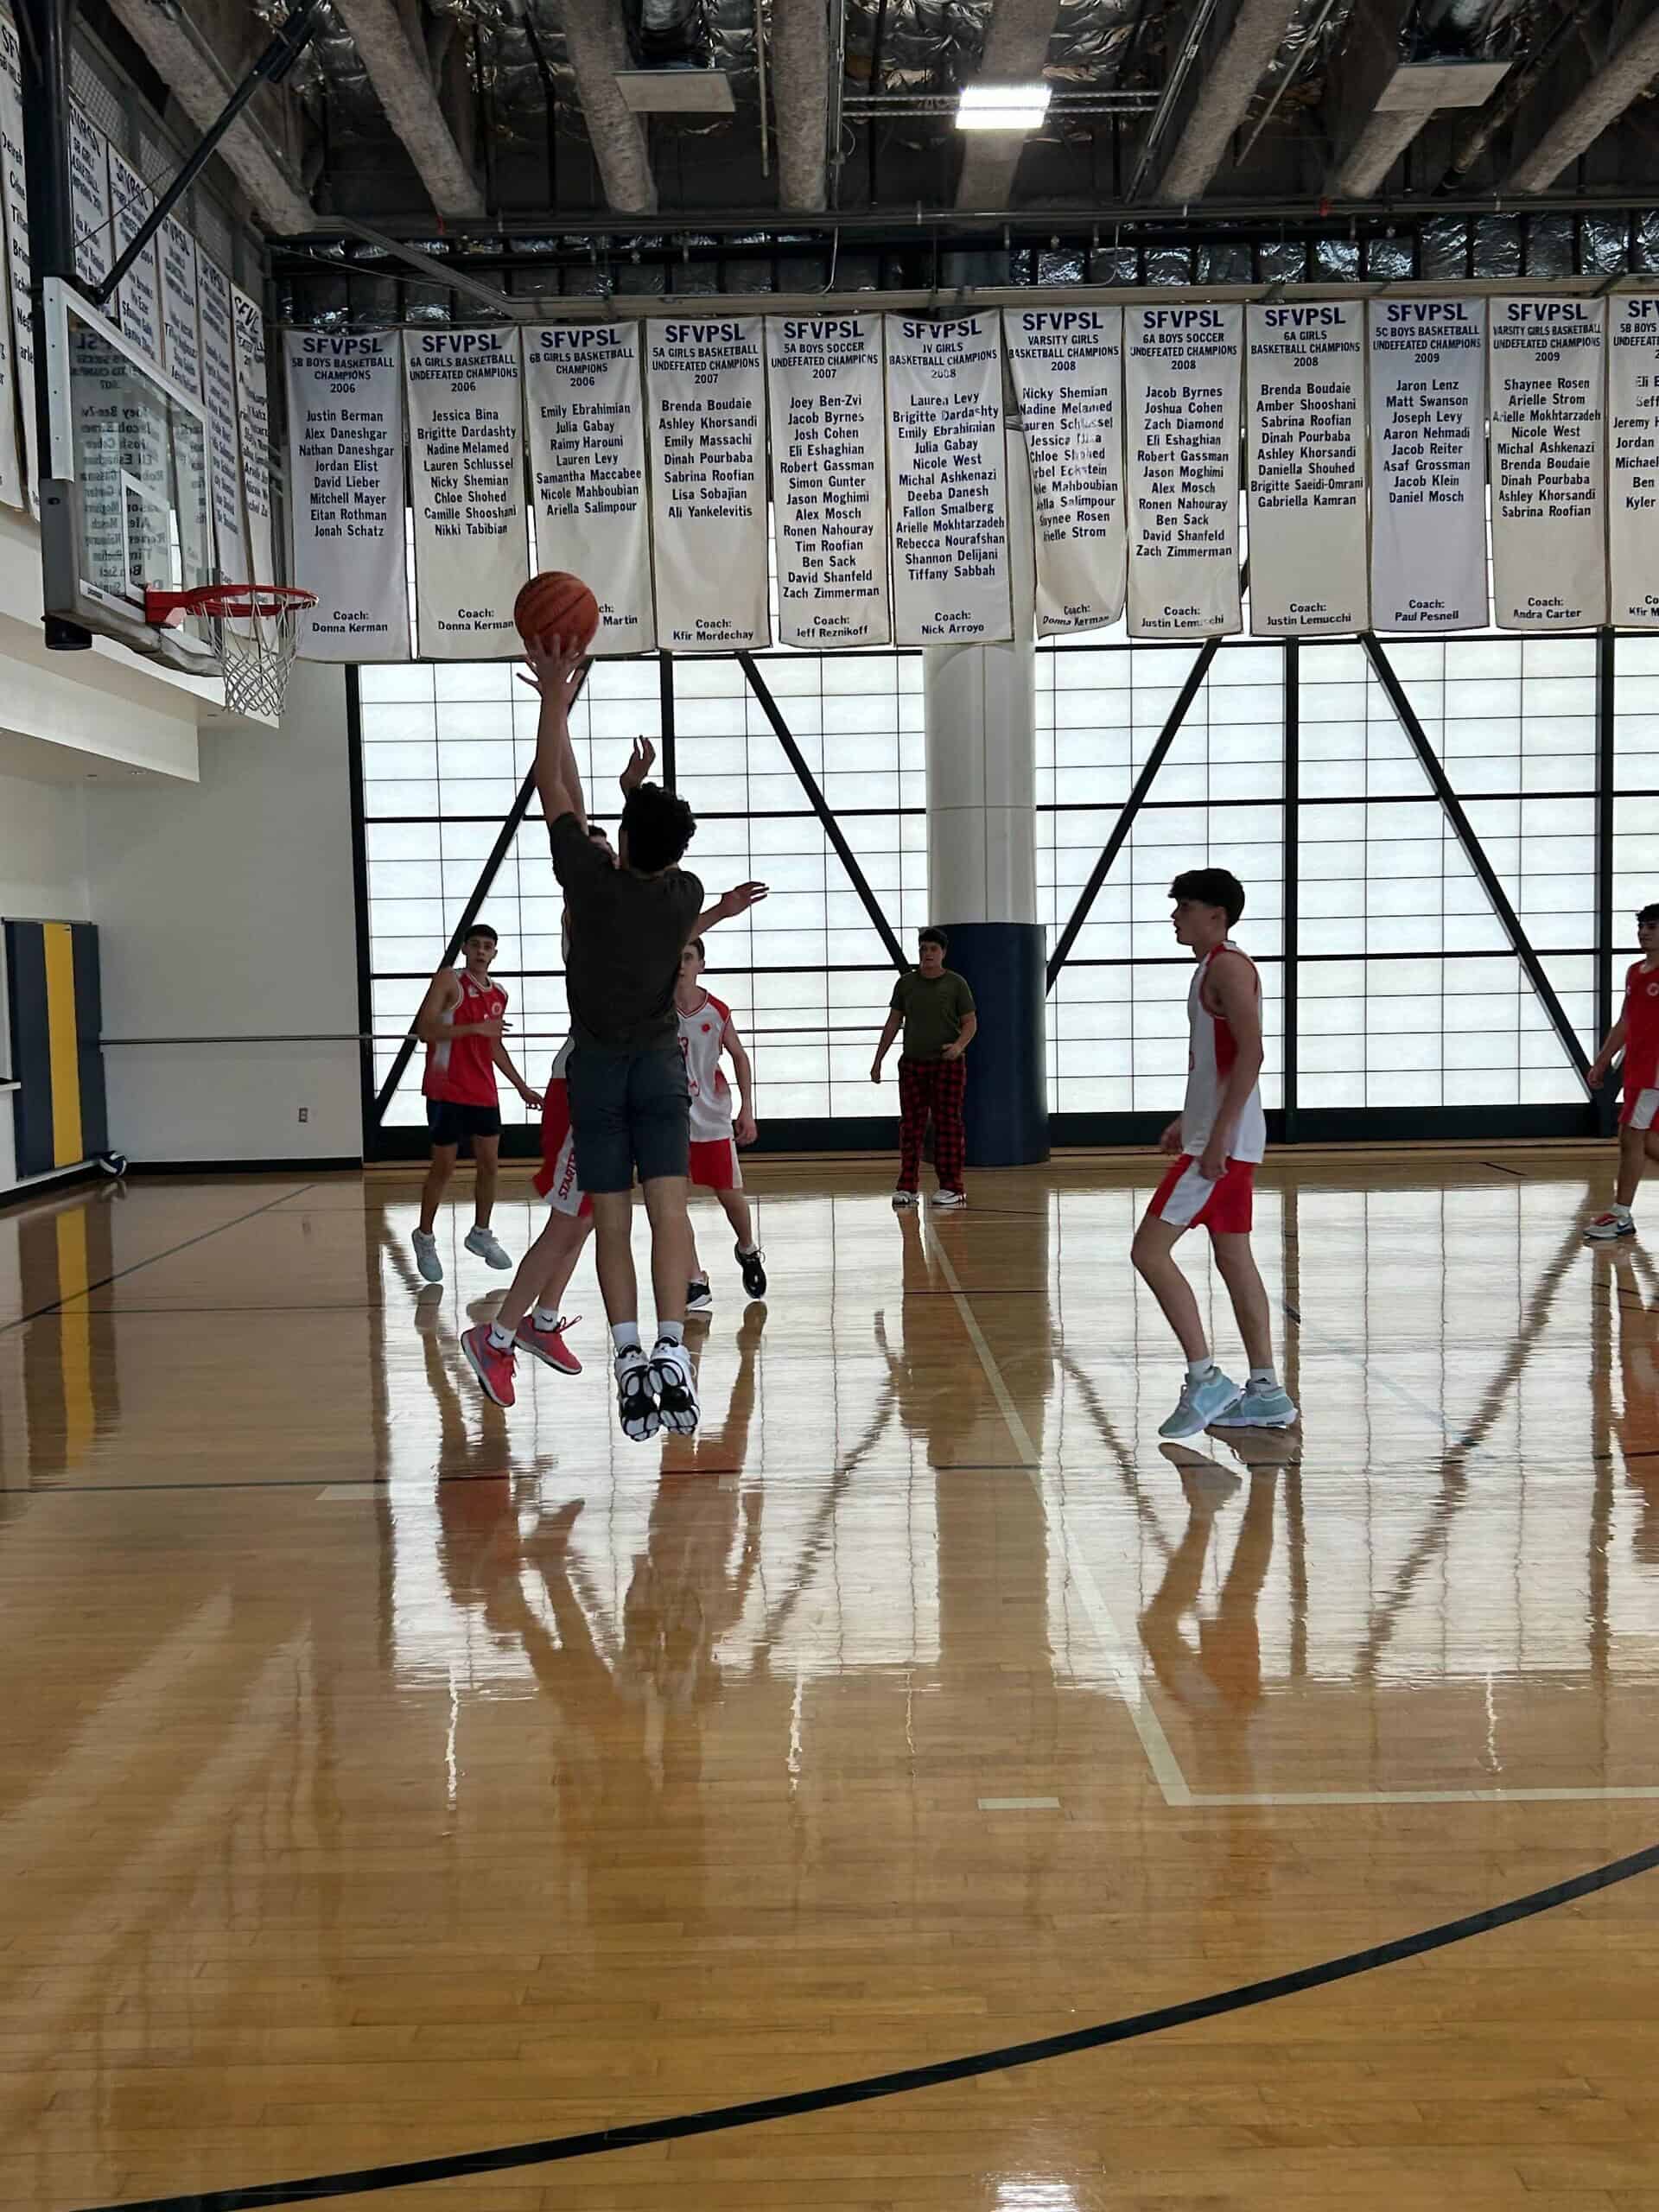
[86,662,364,1165]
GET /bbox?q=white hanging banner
[196,254,247,585]
[0,3,33,511]
[231,283,274,588]
[645,316,770,652]
[67,105,111,290]
[106,146,162,365]
[1003,306,1126,636]
[1609,296,1659,629]
[157,216,200,398]
[522,321,654,655]
[885,311,1012,645]
[1489,300,1606,631]
[1124,304,1242,639]
[766,313,890,649]
[1368,298,1487,633]
[404,327,528,659]
[285,333,410,661]
[1246,302,1368,636]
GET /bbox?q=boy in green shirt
[871,926,978,1208]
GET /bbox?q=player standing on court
[1585,901,1659,1241]
[871,926,977,1209]
[410,924,543,1284]
[677,937,767,1313]
[1129,869,1298,1440]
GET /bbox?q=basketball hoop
[143,583,317,719]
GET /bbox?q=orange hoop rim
[145,583,317,628]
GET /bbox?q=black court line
[72,1835,1659,2212]
[0,1185,316,1336]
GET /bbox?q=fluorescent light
[956,81,1051,131]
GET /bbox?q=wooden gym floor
[3,1148,1658,2212]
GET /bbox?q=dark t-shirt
[550,814,703,1053]
[889,967,976,1061]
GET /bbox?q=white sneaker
[465,1224,512,1268]
[1585,1210,1636,1242]
[411,1229,442,1284]
[615,1350,661,1443]
[1158,1367,1244,1440]
[650,1339,700,1434]
[892,1190,919,1209]
[931,1188,967,1209]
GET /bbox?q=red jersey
[1623,958,1659,1099]
[422,969,506,1107]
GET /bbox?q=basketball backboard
[38,276,217,674]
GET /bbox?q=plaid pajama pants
[897,1056,967,1193]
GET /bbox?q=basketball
[514,570,600,653]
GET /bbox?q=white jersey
[678,990,735,1141]
[1182,942,1267,1165]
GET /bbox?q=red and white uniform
[422,969,506,1107]
[679,990,742,1192]
[1149,941,1267,1234]
[534,1034,590,1217]
[1620,957,1659,1131]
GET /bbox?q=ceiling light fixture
[956,82,1052,131]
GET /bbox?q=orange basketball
[514,570,600,652]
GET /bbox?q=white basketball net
[214,597,307,719]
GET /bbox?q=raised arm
[1197,952,1263,1179]
[521,635,589,834]
[696,881,769,936]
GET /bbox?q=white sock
[612,1322,641,1357]
[487,1323,513,1351]
[1186,1356,1215,1382]
[1249,1366,1277,1390]
[1613,1202,1634,1218]
[532,1306,560,1332]
[736,1243,759,1257]
[656,1319,686,1348]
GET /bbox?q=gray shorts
[565,1042,690,1193]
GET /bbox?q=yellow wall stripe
[42,922,83,1169]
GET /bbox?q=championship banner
[404,327,527,658]
[646,316,770,652]
[0,2,32,509]
[1609,296,1659,629]
[1489,299,1605,631]
[1369,298,1487,633]
[885,311,1011,645]
[67,105,110,290]
[1246,302,1368,636]
[1002,306,1126,636]
[106,147,161,365]
[285,333,410,661]
[196,255,248,587]
[766,313,890,649]
[523,321,654,655]
[1124,304,1242,639]
[157,214,200,397]
[231,283,274,588]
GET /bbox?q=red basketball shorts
[533,1078,592,1218]
[1147,1154,1255,1235]
[1622,1084,1659,1132]
[689,1137,741,1192]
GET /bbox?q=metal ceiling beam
[953,0,1065,211]
[557,0,658,215]
[330,0,485,218]
[771,0,830,209]
[104,0,314,232]
[1504,3,1659,193]
[1154,0,1303,205]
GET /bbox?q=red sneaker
[461,1324,517,1407]
[516,1313,582,1376]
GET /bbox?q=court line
[0,1184,317,1335]
[67,1834,1659,2212]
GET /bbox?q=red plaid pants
[897,1055,967,1193]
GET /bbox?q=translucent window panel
[1616,636,1659,791]
[1297,951,1579,1109]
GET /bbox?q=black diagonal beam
[738,652,907,972]
[1046,637,1219,993]
[370,664,590,1128]
[1362,632,1591,1086]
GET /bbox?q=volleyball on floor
[514,571,600,653]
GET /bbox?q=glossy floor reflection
[3,1151,1658,2210]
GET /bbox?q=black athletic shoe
[736,1243,767,1299]
[686,1276,715,1315]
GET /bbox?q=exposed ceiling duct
[1337,55,1508,194]
[1154,0,1304,204]
[1504,3,1659,192]
[555,0,660,213]
[953,0,1065,209]
[106,0,315,230]
[772,0,830,208]
[328,0,485,215]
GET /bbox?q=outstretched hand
[516,632,586,714]
[620,735,656,793]
[718,880,769,918]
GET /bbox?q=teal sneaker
[1210,1380,1300,1429]
[1158,1367,1243,1440]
